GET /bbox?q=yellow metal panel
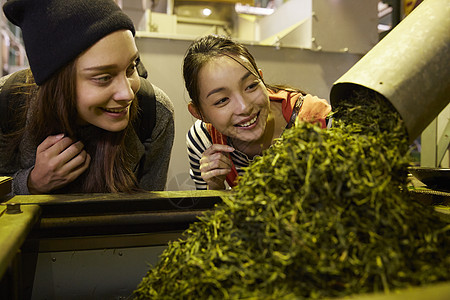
[0,204,41,279]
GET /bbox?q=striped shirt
[186,119,252,190]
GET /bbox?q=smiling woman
[184,34,331,190]
[0,0,174,195]
[75,30,140,133]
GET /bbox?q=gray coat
[0,72,175,195]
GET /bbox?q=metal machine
[330,0,449,148]
[0,191,225,299]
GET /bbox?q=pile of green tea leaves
[133,90,450,299]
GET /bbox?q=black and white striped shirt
[186,120,251,190]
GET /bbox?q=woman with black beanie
[0,0,175,195]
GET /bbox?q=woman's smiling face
[196,55,270,143]
[75,30,140,132]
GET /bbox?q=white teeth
[103,107,125,113]
[238,115,257,127]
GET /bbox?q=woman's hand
[28,134,91,194]
[200,144,234,190]
[298,94,332,128]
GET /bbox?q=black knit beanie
[3,0,136,85]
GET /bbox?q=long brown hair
[12,62,140,193]
[182,34,307,117]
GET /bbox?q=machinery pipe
[330,0,450,143]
